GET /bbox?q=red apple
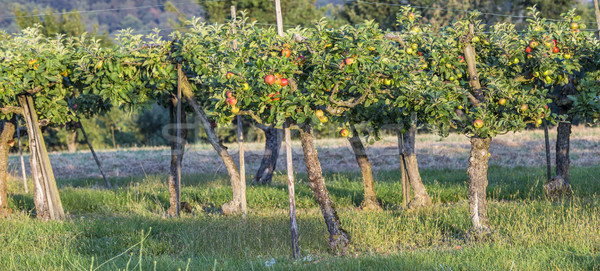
[473,119,484,128]
[265,74,276,85]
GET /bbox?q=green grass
[2,166,600,270]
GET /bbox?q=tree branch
[0,106,23,115]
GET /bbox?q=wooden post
[16,117,28,193]
[543,120,551,181]
[284,122,300,258]
[275,0,300,258]
[78,120,111,188]
[275,0,284,36]
[19,95,64,220]
[231,5,247,218]
[594,0,600,38]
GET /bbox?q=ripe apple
[280,78,289,87]
[520,104,529,112]
[265,74,276,85]
[473,119,484,128]
[570,22,579,30]
[552,47,560,54]
[281,48,291,58]
[227,97,238,106]
[345,57,355,65]
[459,56,464,63]
[226,72,234,80]
[231,106,240,114]
[315,109,324,118]
[525,47,532,53]
[73,104,78,110]
[498,98,506,106]
[227,90,233,98]
[340,129,350,137]
[211,121,217,128]
[407,12,416,21]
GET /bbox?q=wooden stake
[594,0,600,38]
[275,0,284,36]
[16,117,28,193]
[231,5,247,218]
[284,122,300,258]
[78,120,111,188]
[275,0,300,258]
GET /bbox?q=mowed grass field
[1,127,600,270]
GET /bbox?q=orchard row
[0,7,599,253]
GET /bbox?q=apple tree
[521,8,600,194]
[0,27,81,219]
[421,13,552,231]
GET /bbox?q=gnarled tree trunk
[20,95,64,220]
[299,126,350,254]
[467,137,492,232]
[0,120,15,216]
[253,125,282,185]
[187,98,242,215]
[398,119,431,208]
[347,125,380,210]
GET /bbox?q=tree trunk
[66,129,77,153]
[187,98,242,215]
[555,121,571,185]
[167,103,181,216]
[347,125,380,210]
[0,120,15,216]
[398,119,431,208]
[253,125,282,185]
[299,126,350,254]
[467,137,492,232]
